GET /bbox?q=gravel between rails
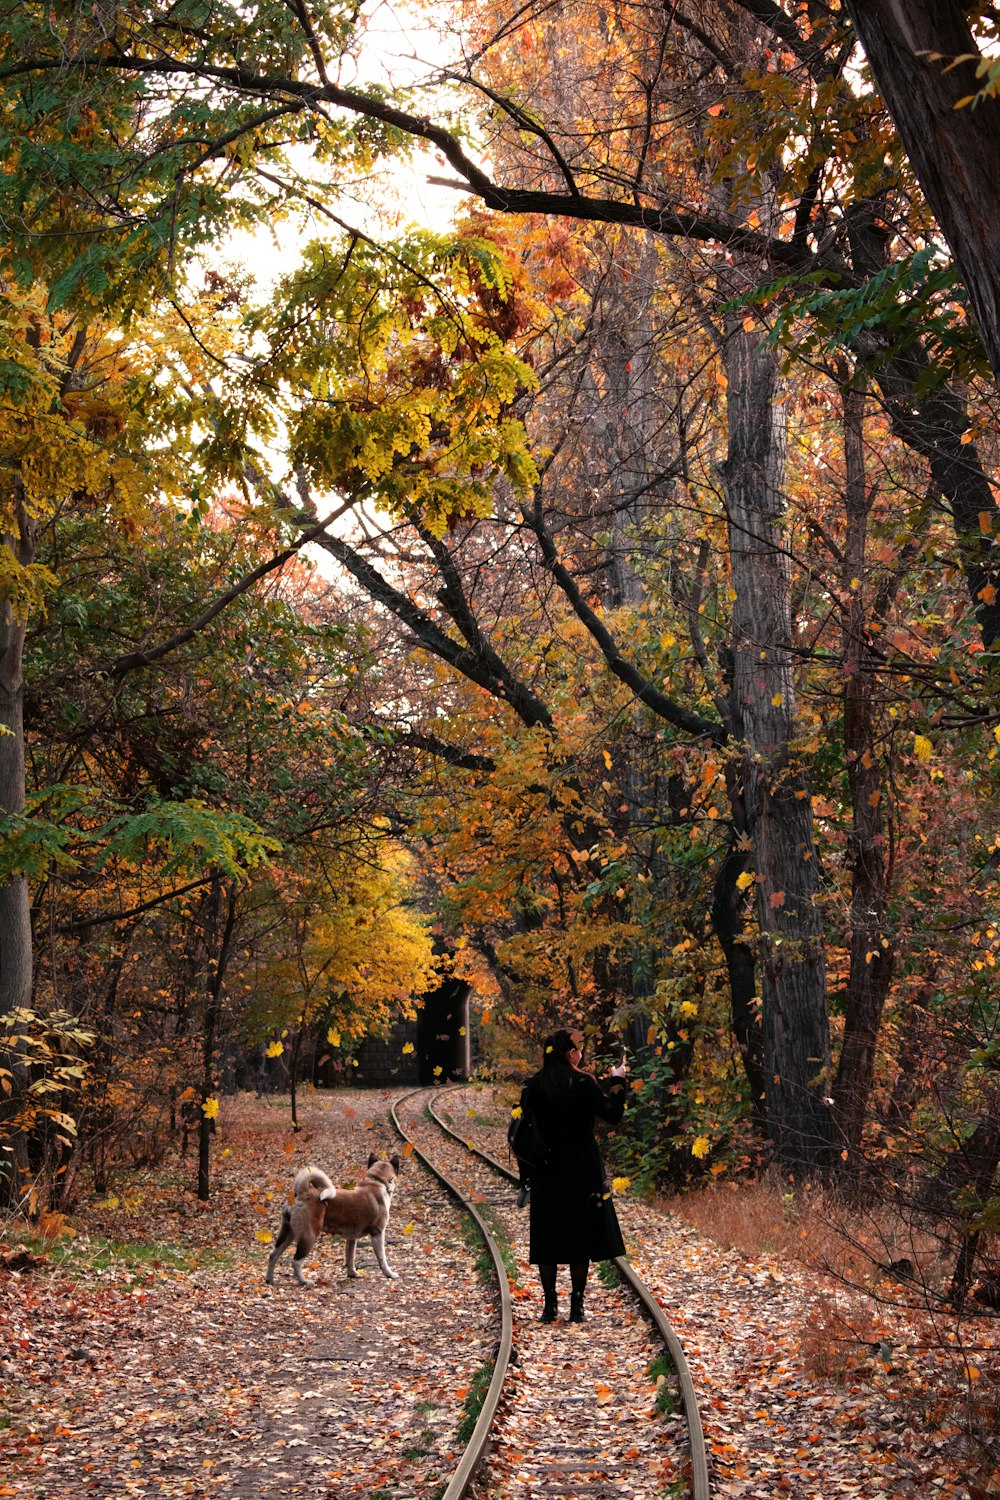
[0,1089,498,1500]
[407,1088,691,1500]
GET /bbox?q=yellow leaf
[602,749,613,769]
[691,1135,711,1159]
[266,1040,284,1058]
[771,693,783,707]
[611,1176,631,1192]
[327,1027,341,1047]
[202,1096,219,1120]
[402,1041,415,1054]
[736,870,754,890]
[403,1222,415,1236]
[256,1228,273,1244]
[913,734,933,762]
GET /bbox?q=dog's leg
[345,1238,360,1279]
[264,1211,293,1284]
[370,1229,398,1280]
[291,1225,318,1287]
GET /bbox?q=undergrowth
[3,1230,233,1281]
[455,1360,494,1444]
[647,1352,681,1415]
[458,1214,493,1286]
[597,1258,622,1289]
[457,1206,520,1288]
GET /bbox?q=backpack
[507,1101,549,1172]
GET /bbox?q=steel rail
[389,1089,514,1500]
[428,1085,711,1500]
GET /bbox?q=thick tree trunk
[843,199,1000,651]
[722,322,835,1171]
[843,0,1000,391]
[874,351,1000,651]
[833,384,894,1158]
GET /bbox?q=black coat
[519,1065,627,1264]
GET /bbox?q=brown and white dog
[264,1152,402,1287]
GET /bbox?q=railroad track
[392,1085,710,1500]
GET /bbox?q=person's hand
[609,1063,627,1079]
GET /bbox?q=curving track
[392,1085,710,1500]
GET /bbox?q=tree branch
[520,503,722,742]
[104,499,356,679]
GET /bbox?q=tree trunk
[0,492,37,1207]
[722,320,835,1171]
[833,382,894,1159]
[843,0,1000,391]
[712,760,767,1132]
[289,1024,304,1133]
[198,877,238,1202]
[948,1111,1000,1311]
[874,350,1000,651]
[844,198,1000,651]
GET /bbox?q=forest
[0,0,999,1475]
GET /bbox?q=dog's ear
[391,1153,402,1174]
[368,1151,379,1168]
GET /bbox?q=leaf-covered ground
[445,1083,1000,1500]
[3,1085,998,1500]
[0,1091,497,1499]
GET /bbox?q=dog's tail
[292,1166,336,1202]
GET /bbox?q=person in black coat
[516,1027,628,1323]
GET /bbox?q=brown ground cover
[0,1090,496,1499]
[446,1082,1000,1500]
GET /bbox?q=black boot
[540,1292,558,1323]
[569,1291,585,1323]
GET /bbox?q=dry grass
[661,1173,1000,1484]
[658,1175,951,1297]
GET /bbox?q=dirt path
[0,1090,498,1499]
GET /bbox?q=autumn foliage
[1,0,999,1478]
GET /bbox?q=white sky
[199,2,480,572]
[215,0,468,291]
